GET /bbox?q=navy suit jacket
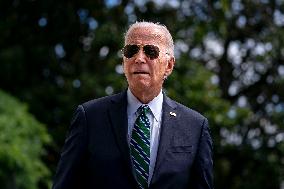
[52,91,213,189]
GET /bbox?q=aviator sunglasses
[122,44,160,60]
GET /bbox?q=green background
[0,0,283,188]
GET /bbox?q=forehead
[125,27,166,46]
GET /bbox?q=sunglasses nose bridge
[135,45,145,56]
[134,45,147,62]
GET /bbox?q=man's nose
[134,48,147,64]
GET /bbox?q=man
[52,21,213,189]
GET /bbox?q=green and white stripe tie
[130,105,151,189]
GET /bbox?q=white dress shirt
[127,88,163,185]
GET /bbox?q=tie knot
[137,105,150,115]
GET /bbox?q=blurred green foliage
[0,90,51,189]
[0,0,283,189]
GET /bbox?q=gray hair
[124,21,175,56]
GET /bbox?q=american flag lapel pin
[170,112,176,117]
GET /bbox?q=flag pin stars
[170,112,176,117]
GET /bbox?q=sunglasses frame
[122,44,161,60]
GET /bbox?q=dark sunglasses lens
[123,45,139,58]
[144,45,159,59]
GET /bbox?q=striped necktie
[130,105,150,189]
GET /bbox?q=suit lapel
[151,94,178,183]
[108,92,180,186]
[107,91,133,172]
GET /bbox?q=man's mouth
[133,71,149,75]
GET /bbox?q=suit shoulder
[80,92,124,111]
[172,99,207,122]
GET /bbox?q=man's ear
[122,58,126,67]
[122,60,126,74]
[165,56,175,76]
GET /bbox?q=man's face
[123,27,174,96]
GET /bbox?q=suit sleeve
[190,118,214,189]
[52,105,88,189]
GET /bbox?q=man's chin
[130,81,151,91]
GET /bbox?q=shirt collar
[127,88,163,122]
